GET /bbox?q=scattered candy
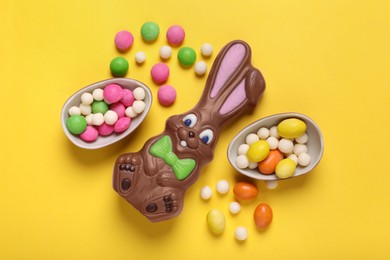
[159,45,172,60]
[194,61,207,76]
[200,43,213,57]
[200,186,212,200]
[157,85,176,106]
[277,118,307,139]
[104,84,124,103]
[233,182,258,201]
[141,21,160,42]
[275,158,296,179]
[151,62,170,84]
[229,202,241,214]
[178,47,196,67]
[80,126,98,142]
[216,180,230,194]
[133,87,146,100]
[254,203,273,229]
[114,30,134,52]
[166,25,185,46]
[266,180,278,189]
[66,115,87,134]
[68,106,81,116]
[206,209,225,234]
[132,100,146,114]
[110,57,129,77]
[135,51,146,64]
[114,117,131,133]
[234,226,248,241]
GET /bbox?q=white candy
[298,152,311,166]
[295,133,308,144]
[246,133,259,145]
[194,61,207,76]
[125,106,137,118]
[133,87,146,100]
[293,144,307,156]
[234,226,248,241]
[257,127,270,140]
[200,186,212,200]
[266,136,279,150]
[216,180,229,194]
[235,155,249,169]
[237,144,249,155]
[104,110,118,125]
[278,138,294,154]
[248,162,258,169]
[159,45,172,59]
[92,88,104,101]
[68,106,81,116]
[229,202,241,214]
[81,92,93,105]
[92,113,104,126]
[79,103,92,116]
[201,43,213,57]
[287,154,298,165]
[270,126,280,139]
[85,114,93,125]
[135,51,146,64]
[132,100,146,114]
[266,180,278,189]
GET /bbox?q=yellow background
[1,0,389,259]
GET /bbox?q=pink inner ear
[219,79,246,115]
[210,43,246,98]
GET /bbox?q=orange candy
[258,149,284,174]
[254,203,273,228]
[233,182,258,201]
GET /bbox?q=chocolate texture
[113,40,266,222]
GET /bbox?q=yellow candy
[277,118,307,139]
[206,209,225,234]
[247,140,270,162]
[275,158,297,178]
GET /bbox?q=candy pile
[202,180,272,241]
[235,118,311,179]
[110,21,213,107]
[66,84,146,142]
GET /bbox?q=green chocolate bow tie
[150,135,196,181]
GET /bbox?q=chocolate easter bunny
[113,40,266,222]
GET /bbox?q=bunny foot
[142,191,183,222]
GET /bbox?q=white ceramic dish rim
[227,112,324,181]
[61,78,152,149]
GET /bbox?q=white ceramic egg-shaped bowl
[61,78,152,149]
[227,113,324,180]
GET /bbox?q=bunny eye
[199,129,214,144]
[183,114,198,128]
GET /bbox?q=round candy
[295,133,309,144]
[114,117,131,133]
[151,62,170,84]
[233,182,258,201]
[97,123,114,136]
[245,133,259,145]
[277,118,307,139]
[132,100,146,114]
[85,114,93,125]
[254,203,273,229]
[125,106,137,118]
[269,126,280,139]
[229,202,241,214]
[110,102,126,118]
[140,21,160,42]
[157,85,176,106]
[66,115,87,135]
[104,110,119,125]
[114,30,134,52]
[194,61,207,76]
[133,87,146,100]
[177,47,196,67]
[104,84,124,103]
[81,93,94,105]
[92,88,104,101]
[110,57,129,77]
[257,127,270,140]
[201,43,213,57]
[80,126,98,142]
[166,25,185,46]
[278,138,294,154]
[258,149,284,174]
[237,144,250,155]
[159,45,172,60]
[247,140,270,162]
[235,155,249,169]
[234,226,248,241]
[248,162,258,169]
[266,180,278,189]
[206,209,225,234]
[92,113,104,126]
[79,103,91,116]
[216,180,229,194]
[293,144,307,156]
[298,152,311,166]
[200,186,212,200]
[266,136,279,150]
[120,89,135,107]
[68,106,81,116]
[288,154,298,165]
[275,158,296,179]
[135,52,146,64]
[91,101,109,114]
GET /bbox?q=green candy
[66,115,87,135]
[91,101,109,114]
[177,47,196,67]
[140,21,160,42]
[110,57,129,77]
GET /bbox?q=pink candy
[151,63,170,85]
[121,88,135,107]
[97,123,114,136]
[114,30,134,52]
[80,126,99,142]
[110,102,126,118]
[104,84,124,103]
[158,85,176,106]
[166,25,185,46]
[114,117,131,133]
